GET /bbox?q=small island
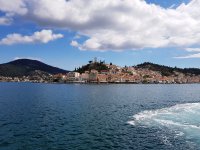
[0,58,200,84]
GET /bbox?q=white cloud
[70,40,79,47]
[0,30,63,45]
[0,0,27,25]
[14,57,42,61]
[174,47,200,59]
[0,17,11,25]
[2,0,200,51]
[185,48,200,52]
[73,35,81,40]
[0,0,27,15]
[174,53,200,59]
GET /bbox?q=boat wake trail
[128,103,200,146]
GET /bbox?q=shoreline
[0,81,200,85]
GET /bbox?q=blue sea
[0,83,200,150]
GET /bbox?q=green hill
[76,61,109,73]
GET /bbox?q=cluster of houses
[1,60,200,84]
[0,74,52,83]
[52,64,200,84]
[0,70,52,83]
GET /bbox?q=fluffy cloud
[0,0,27,24]
[0,30,63,45]
[175,53,200,59]
[70,40,79,47]
[1,0,200,51]
[0,0,27,15]
[0,17,11,25]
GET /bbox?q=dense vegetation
[75,61,109,73]
[136,62,200,76]
[0,59,69,77]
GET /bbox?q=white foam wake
[128,103,200,143]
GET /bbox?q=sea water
[0,83,200,150]
[128,103,200,148]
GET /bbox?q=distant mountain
[0,59,69,77]
[136,62,200,76]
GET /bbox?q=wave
[128,103,200,144]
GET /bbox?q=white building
[67,72,80,78]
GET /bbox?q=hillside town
[1,58,200,84]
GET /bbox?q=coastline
[1,81,200,85]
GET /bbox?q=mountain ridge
[0,59,69,77]
[136,62,200,76]
[0,59,200,78]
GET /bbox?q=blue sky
[0,0,200,70]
